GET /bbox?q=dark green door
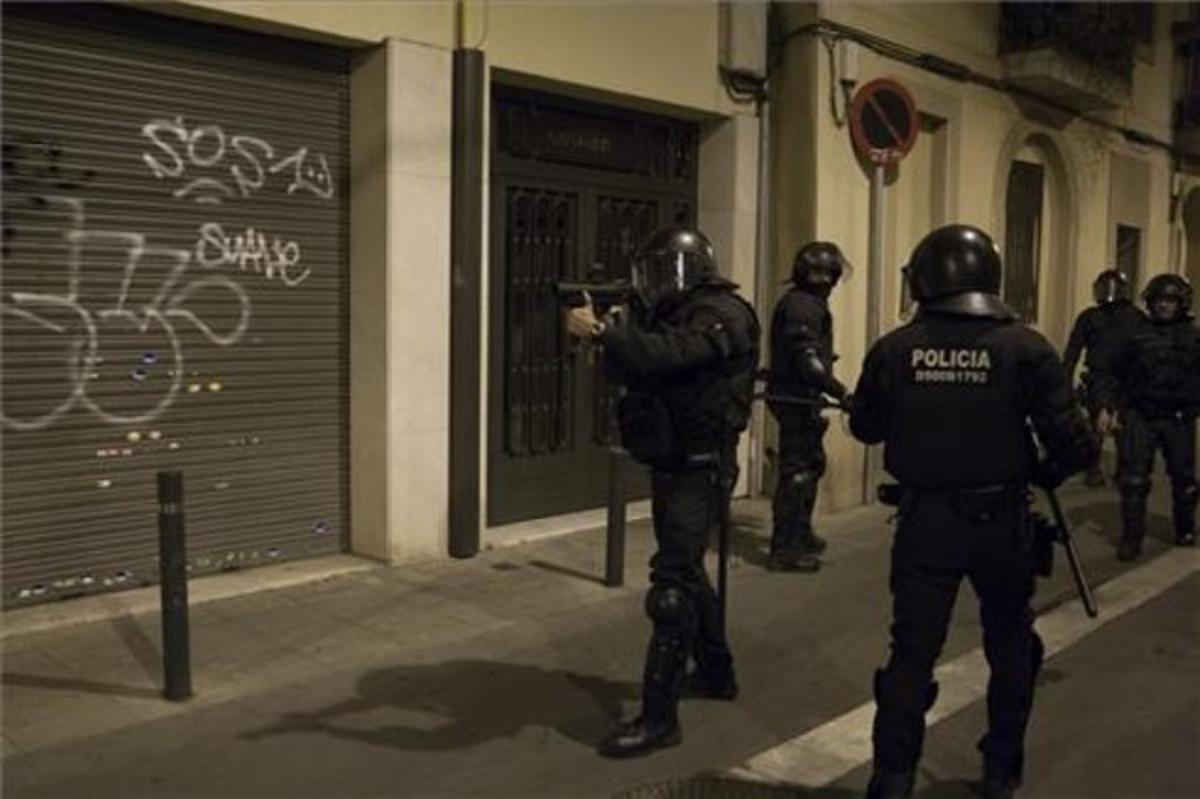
[487,85,696,525]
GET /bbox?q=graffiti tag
[195,222,309,288]
[141,117,334,204]
[0,196,251,432]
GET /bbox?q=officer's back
[851,231,1093,489]
[853,314,1076,488]
[848,224,1096,799]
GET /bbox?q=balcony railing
[999,2,1149,81]
[998,2,1146,114]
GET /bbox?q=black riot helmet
[630,226,719,310]
[904,224,1014,319]
[1142,273,1193,322]
[1092,269,1132,305]
[790,241,847,298]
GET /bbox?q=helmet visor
[1150,295,1182,322]
[632,252,686,306]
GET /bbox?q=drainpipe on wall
[448,1,485,557]
[750,95,773,499]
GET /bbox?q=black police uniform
[767,285,845,565]
[1062,303,1146,381]
[1062,276,1145,484]
[595,239,759,758]
[1093,278,1200,556]
[849,225,1097,799]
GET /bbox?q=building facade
[0,1,1189,607]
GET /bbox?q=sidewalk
[1,479,1190,798]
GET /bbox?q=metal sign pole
[862,162,885,504]
[848,78,916,506]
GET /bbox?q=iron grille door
[1,5,349,606]
[487,85,696,525]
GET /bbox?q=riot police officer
[1094,273,1200,559]
[1062,270,1146,486]
[564,226,760,758]
[848,225,1097,799]
[765,241,851,571]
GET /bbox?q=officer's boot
[1171,480,1197,547]
[684,582,738,700]
[979,634,1042,799]
[769,470,821,571]
[599,587,690,758]
[1117,480,1150,561]
[865,768,915,799]
[866,672,938,799]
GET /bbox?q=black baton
[717,477,731,632]
[752,391,843,411]
[1043,487,1099,618]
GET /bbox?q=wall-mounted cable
[772,17,1194,164]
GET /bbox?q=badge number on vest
[909,348,992,385]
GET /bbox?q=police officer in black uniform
[564,226,760,758]
[1093,273,1200,559]
[1062,270,1146,486]
[848,225,1097,799]
[765,242,851,571]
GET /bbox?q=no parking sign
[849,78,919,166]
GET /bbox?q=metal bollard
[157,471,193,701]
[604,447,626,587]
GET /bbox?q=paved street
[2,479,1198,798]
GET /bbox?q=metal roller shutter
[1,4,349,607]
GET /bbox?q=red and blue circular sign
[849,78,919,166]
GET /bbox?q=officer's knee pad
[1118,475,1151,498]
[645,585,691,626]
[789,470,820,489]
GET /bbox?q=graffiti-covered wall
[0,4,350,606]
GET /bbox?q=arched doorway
[1184,188,1200,289]
[999,134,1075,346]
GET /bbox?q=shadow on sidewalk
[242,659,639,750]
[1,613,163,701]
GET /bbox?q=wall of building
[167,0,455,48]
[172,1,735,116]
[165,1,760,560]
[349,39,454,563]
[771,2,1179,513]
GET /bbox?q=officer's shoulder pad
[781,289,826,314]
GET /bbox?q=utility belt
[877,482,1027,524]
[617,391,733,472]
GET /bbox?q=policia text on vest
[910,348,992,385]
